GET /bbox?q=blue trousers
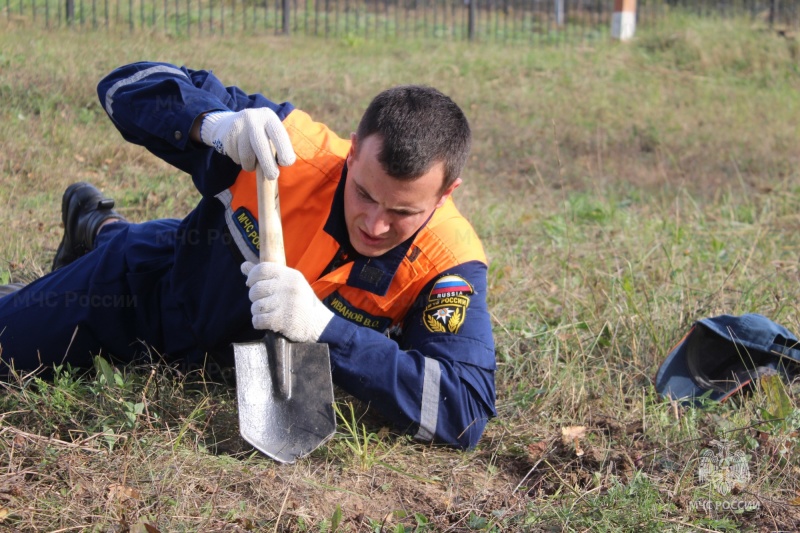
[0,218,244,373]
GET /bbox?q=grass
[1,12,800,532]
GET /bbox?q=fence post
[554,0,564,26]
[769,0,777,27]
[468,0,476,40]
[282,0,290,34]
[611,0,635,41]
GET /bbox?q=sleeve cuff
[318,315,358,362]
[198,110,234,147]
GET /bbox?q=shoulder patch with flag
[423,275,473,334]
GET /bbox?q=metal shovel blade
[234,330,335,463]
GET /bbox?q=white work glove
[241,261,335,343]
[200,108,296,180]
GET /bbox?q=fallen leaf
[526,440,548,461]
[0,507,9,520]
[193,480,216,494]
[625,421,643,435]
[561,426,587,440]
[561,426,587,457]
[130,521,161,533]
[107,483,141,501]
[761,373,794,420]
[234,518,254,530]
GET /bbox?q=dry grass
[1,14,800,532]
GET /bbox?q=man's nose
[364,207,391,236]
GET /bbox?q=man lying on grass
[0,61,496,449]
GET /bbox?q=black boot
[51,182,127,271]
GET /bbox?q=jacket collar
[323,164,428,297]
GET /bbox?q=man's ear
[347,133,358,165]
[435,177,462,208]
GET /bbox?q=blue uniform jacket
[96,61,497,449]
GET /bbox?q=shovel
[233,164,336,464]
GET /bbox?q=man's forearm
[189,112,207,144]
[321,315,495,449]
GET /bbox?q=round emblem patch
[423,275,473,334]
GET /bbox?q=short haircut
[355,85,471,190]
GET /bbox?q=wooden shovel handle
[256,164,286,266]
[255,162,291,401]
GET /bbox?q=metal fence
[2,0,797,42]
[667,0,797,27]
